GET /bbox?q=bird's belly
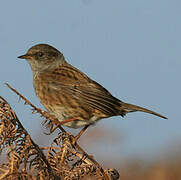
[62,116,101,129]
[50,108,100,129]
[34,81,103,128]
[39,98,100,128]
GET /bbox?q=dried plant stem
[3,83,119,180]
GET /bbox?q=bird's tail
[120,102,167,119]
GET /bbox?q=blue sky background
[0,0,180,166]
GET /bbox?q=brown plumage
[18,44,167,129]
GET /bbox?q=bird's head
[18,44,66,73]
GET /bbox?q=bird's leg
[50,117,78,133]
[59,117,78,125]
[72,125,90,145]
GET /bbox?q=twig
[5,83,117,179]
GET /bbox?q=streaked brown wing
[42,64,122,116]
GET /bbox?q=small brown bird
[18,44,167,131]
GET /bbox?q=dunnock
[18,44,167,130]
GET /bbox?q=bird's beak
[17,54,32,59]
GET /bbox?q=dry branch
[0,84,120,180]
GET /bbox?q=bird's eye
[38,52,44,57]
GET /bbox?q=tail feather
[121,102,167,119]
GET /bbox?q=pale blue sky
[0,0,180,165]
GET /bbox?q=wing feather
[41,64,121,116]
